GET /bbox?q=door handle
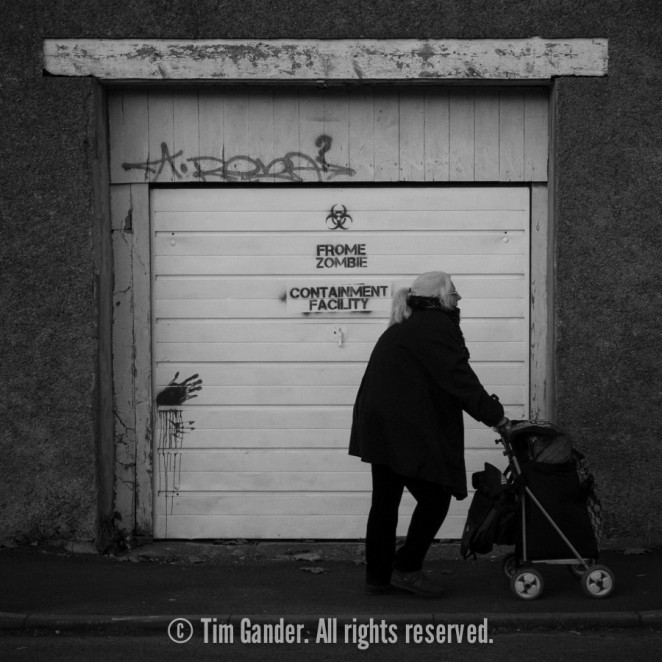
[330,326,347,348]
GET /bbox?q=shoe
[389,569,445,597]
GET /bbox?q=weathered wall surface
[0,41,98,540]
[1,0,660,545]
[553,54,662,542]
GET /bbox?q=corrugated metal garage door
[152,186,529,539]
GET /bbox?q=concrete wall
[1,0,660,546]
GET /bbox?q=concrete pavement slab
[0,543,660,633]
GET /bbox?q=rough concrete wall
[1,0,660,545]
[0,24,98,541]
[552,16,662,544]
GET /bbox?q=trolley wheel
[510,567,545,600]
[502,553,519,579]
[567,559,595,579]
[581,565,615,599]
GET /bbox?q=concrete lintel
[43,38,608,82]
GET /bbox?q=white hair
[388,271,456,326]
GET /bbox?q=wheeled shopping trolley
[461,420,615,600]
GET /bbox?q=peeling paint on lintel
[43,38,608,82]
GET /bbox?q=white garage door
[152,186,529,539]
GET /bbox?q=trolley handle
[493,417,512,442]
[492,419,526,477]
[493,418,517,457]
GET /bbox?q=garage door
[152,186,529,539]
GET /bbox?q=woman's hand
[493,417,511,432]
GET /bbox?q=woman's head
[389,271,461,326]
[410,271,460,309]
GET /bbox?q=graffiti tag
[122,135,356,183]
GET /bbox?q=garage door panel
[171,405,525,432]
[158,449,506,476]
[154,254,525,276]
[155,360,524,387]
[155,298,525,319]
[178,407,353,429]
[153,514,469,540]
[155,341,376,363]
[157,385,525,407]
[170,386,362,406]
[174,428,350,449]
[160,451,365,474]
[154,275,526,300]
[154,232,526,257]
[157,425,511,450]
[156,321,388,343]
[156,362,367,386]
[154,210,528,233]
[156,493,477,518]
[159,467,502,494]
[164,471,370,492]
[155,319,525,344]
[153,186,530,539]
[153,186,529,213]
[161,494,381,517]
[156,340,526,363]
[152,515,368,540]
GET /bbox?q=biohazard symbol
[326,204,353,230]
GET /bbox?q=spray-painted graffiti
[156,372,203,406]
[325,204,353,230]
[315,134,333,171]
[122,135,356,183]
[157,410,193,524]
[156,373,203,533]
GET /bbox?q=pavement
[1,540,661,635]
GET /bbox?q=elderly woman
[349,271,508,597]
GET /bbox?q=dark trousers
[366,463,452,585]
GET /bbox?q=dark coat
[349,308,504,499]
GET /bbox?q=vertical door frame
[530,183,552,420]
[111,182,153,536]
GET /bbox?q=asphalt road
[1,629,661,662]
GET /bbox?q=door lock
[330,326,347,347]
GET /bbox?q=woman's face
[449,282,462,308]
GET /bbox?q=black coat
[349,308,504,499]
